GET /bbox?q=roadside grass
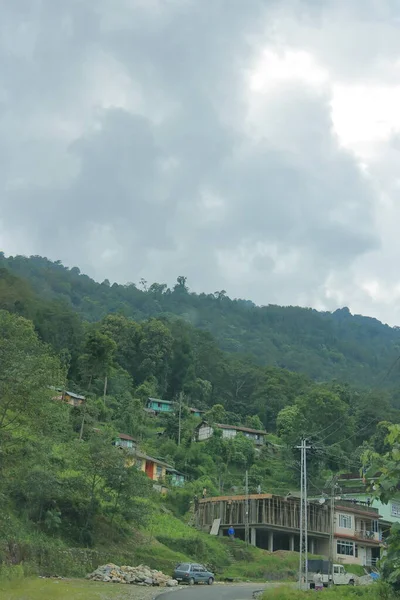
[261,583,394,600]
[0,578,145,600]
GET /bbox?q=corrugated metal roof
[148,397,174,404]
[134,450,174,469]
[216,423,267,435]
[118,433,136,441]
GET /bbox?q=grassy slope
[1,507,367,584]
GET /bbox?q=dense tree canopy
[2,253,400,386]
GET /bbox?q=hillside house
[166,467,187,487]
[133,451,169,481]
[334,500,382,567]
[194,421,267,445]
[145,398,174,415]
[338,472,395,544]
[113,433,137,451]
[52,388,85,407]
[190,407,204,418]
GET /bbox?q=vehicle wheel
[349,580,355,586]
[188,577,195,586]
[208,577,214,585]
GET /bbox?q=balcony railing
[354,529,379,541]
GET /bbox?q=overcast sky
[1,1,400,324]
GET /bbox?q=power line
[310,352,400,450]
[312,414,349,441]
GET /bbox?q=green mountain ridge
[1,252,399,386]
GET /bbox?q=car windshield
[176,564,190,570]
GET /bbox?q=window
[338,514,352,529]
[135,459,143,469]
[392,502,400,517]
[355,545,358,558]
[337,540,354,556]
[372,520,379,533]
[156,466,163,477]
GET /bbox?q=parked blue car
[173,563,215,585]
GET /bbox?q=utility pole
[299,439,303,589]
[297,439,311,589]
[178,392,183,446]
[103,375,108,407]
[328,477,339,587]
[244,469,250,545]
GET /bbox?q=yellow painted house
[134,450,168,481]
[114,433,186,488]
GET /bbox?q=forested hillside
[1,253,400,386]
[0,252,399,580]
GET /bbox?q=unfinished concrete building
[197,494,331,554]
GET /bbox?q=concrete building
[197,494,331,555]
[339,472,400,539]
[334,500,381,567]
[197,494,383,567]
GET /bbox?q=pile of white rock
[86,563,178,587]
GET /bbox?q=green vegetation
[2,254,400,591]
[262,584,396,599]
[2,253,400,387]
[0,577,146,600]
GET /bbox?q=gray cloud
[0,0,398,322]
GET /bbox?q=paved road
[157,583,266,600]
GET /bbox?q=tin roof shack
[166,467,187,487]
[52,387,86,407]
[190,408,204,418]
[112,433,137,452]
[194,421,267,445]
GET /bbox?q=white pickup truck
[308,560,356,587]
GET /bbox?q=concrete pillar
[251,527,257,547]
[268,531,274,552]
[310,539,315,555]
[290,535,295,552]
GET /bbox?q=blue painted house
[166,466,187,487]
[146,398,174,415]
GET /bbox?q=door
[145,461,154,479]
[359,546,367,566]
[197,566,208,583]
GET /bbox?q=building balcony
[354,529,380,542]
